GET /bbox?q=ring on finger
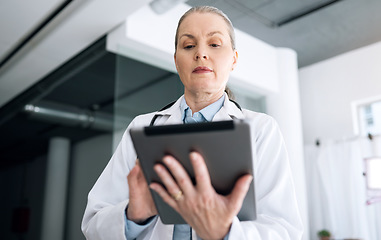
[172,190,183,201]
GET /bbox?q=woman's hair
[224,86,235,100]
[174,6,236,51]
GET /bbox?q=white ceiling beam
[0,0,150,108]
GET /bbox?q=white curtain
[305,136,381,240]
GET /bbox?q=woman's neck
[184,90,224,113]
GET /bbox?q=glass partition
[113,55,183,149]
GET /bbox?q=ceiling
[186,0,381,67]
[1,0,381,168]
[1,0,381,106]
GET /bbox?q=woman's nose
[194,47,208,60]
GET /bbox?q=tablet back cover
[130,120,256,224]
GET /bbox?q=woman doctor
[82,6,303,240]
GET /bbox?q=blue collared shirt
[180,95,225,123]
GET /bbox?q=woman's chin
[186,87,223,97]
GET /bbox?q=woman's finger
[127,164,139,186]
[127,161,158,222]
[135,162,146,182]
[162,155,195,194]
[154,162,185,198]
[128,159,145,185]
[150,182,179,211]
[228,174,253,214]
[189,152,212,192]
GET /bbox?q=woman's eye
[210,44,220,48]
[184,45,194,49]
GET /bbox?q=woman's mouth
[192,66,213,73]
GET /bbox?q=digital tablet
[129,120,256,224]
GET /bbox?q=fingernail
[247,175,253,184]
[190,152,198,161]
[163,156,172,165]
[154,164,162,172]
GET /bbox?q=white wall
[299,41,381,144]
[267,48,309,239]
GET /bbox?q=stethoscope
[149,99,242,126]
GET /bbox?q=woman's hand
[126,160,157,223]
[150,152,253,240]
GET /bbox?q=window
[354,96,381,204]
[352,96,381,136]
[364,157,381,205]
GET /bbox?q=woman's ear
[231,50,238,71]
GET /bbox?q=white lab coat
[81,94,303,240]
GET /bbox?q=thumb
[135,163,146,182]
[228,174,253,214]
[127,160,143,183]
[127,164,139,184]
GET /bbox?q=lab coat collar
[213,92,245,121]
[156,96,183,125]
[157,93,244,124]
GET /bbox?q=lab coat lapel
[213,93,245,121]
[164,110,182,125]
[153,96,183,125]
[213,107,234,121]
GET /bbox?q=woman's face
[174,12,238,98]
